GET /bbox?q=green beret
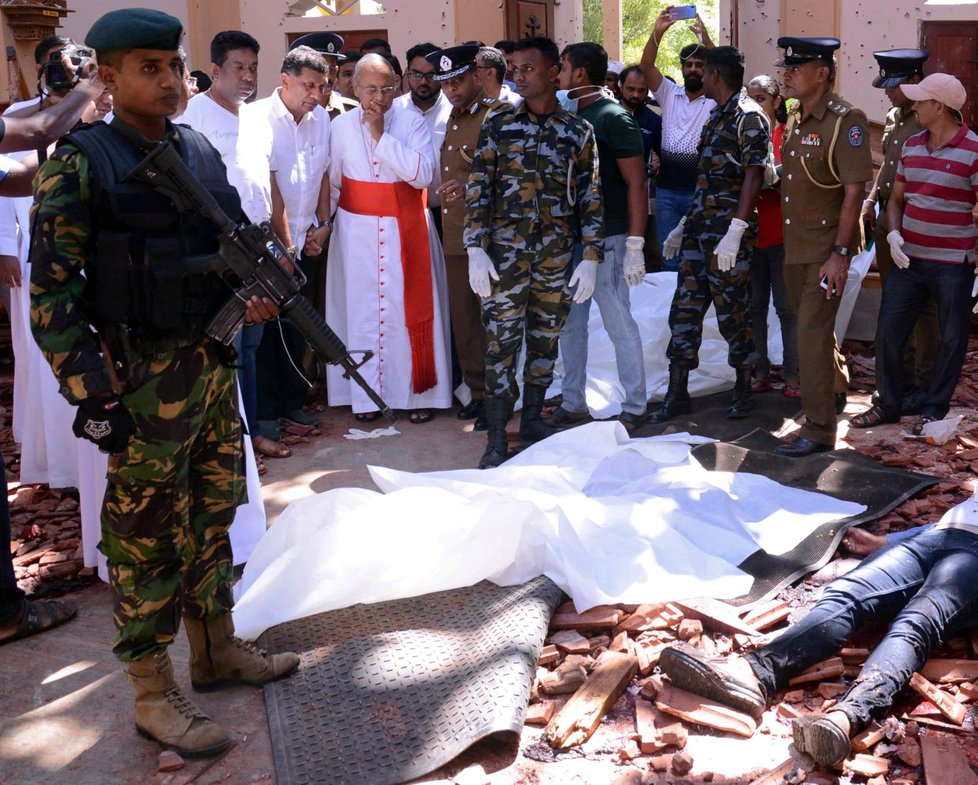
[85,8,183,53]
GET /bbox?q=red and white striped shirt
[896,124,978,264]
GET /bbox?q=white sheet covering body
[233,423,865,640]
[325,107,452,413]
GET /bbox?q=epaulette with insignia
[826,97,851,116]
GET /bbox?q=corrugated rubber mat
[691,428,939,605]
[260,576,563,785]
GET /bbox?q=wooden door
[505,0,555,41]
[921,21,978,133]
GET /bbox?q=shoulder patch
[848,125,864,147]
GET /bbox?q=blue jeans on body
[558,235,647,416]
[235,323,265,439]
[749,244,798,380]
[746,527,978,731]
[875,258,975,420]
[655,188,694,272]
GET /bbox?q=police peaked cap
[775,37,840,67]
[872,48,928,88]
[427,44,480,81]
[290,32,346,60]
[85,8,183,52]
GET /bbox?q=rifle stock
[125,140,396,424]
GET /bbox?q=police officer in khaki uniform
[774,37,873,457]
[860,49,937,414]
[428,44,508,430]
[291,32,358,119]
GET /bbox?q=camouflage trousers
[99,339,245,663]
[666,230,755,370]
[482,246,574,398]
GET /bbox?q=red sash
[338,176,436,394]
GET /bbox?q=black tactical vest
[64,120,242,341]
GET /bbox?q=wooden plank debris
[544,650,638,749]
[845,754,890,778]
[654,682,757,738]
[674,597,760,637]
[788,657,845,686]
[909,671,966,725]
[549,603,623,631]
[921,658,978,683]
[740,599,789,632]
[920,734,978,785]
[524,701,555,725]
[850,722,885,752]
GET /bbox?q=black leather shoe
[457,399,484,420]
[900,387,926,416]
[775,437,834,457]
[835,392,847,415]
[618,411,646,434]
[473,410,488,431]
[659,646,766,718]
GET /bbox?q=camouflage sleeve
[739,111,770,169]
[29,146,113,405]
[575,127,604,262]
[462,118,498,250]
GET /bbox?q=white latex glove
[467,246,499,298]
[623,236,646,287]
[887,229,910,269]
[715,218,749,272]
[569,259,598,303]
[972,274,978,314]
[662,216,685,260]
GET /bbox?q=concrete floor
[0,404,492,785]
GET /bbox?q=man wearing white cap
[852,73,978,436]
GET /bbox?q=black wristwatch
[832,244,851,258]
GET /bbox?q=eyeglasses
[408,70,436,82]
[359,85,396,97]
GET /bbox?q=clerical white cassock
[326,106,452,413]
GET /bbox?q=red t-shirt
[756,123,784,250]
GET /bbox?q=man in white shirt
[291,32,359,120]
[476,46,522,107]
[178,31,289,465]
[641,9,716,270]
[394,42,452,227]
[326,54,452,423]
[248,46,333,438]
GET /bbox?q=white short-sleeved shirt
[652,78,715,191]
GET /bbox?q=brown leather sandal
[0,599,77,645]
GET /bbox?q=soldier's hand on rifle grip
[243,295,279,325]
[72,395,135,454]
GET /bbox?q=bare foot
[841,528,887,558]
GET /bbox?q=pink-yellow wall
[722,0,978,125]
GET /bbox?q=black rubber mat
[639,388,803,442]
[260,577,563,785]
[691,428,939,606]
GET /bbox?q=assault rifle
[123,137,396,424]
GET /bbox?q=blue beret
[85,8,183,53]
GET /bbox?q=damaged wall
[721,0,978,125]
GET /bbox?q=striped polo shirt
[896,124,978,264]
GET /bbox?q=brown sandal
[849,405,899,428]
[0,599,77,645]
[252,434,292,459]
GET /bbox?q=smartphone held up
[668,5,697,21]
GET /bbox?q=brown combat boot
[184,612,300,692]
[128,650,231,758]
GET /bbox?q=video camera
[42,44,93,92]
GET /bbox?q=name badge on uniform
[801,133,822,147]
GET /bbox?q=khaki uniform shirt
[440,89,506,256]
[781,91,873,265]
[324,92,358,121]
[876,105,922,203]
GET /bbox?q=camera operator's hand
[72,395,135,454]
[66,53,104,99]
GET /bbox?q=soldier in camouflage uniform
[652,47,769,423]
[464,36,603,469]
[29,9,298,758]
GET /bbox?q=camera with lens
[43,44,93,92]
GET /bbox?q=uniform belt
[130,335,200,356]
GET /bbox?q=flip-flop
[0,599,77,646]
[252,435,292,458]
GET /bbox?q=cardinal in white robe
[325,54,452,420]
